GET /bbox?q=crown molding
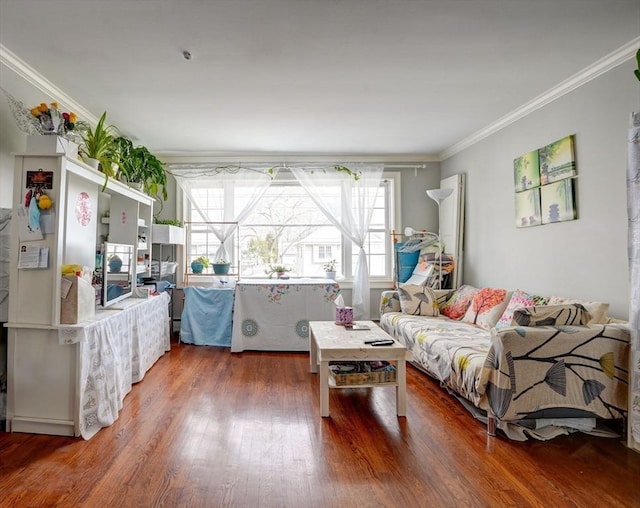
[0,44,99,125]
[440,36,640,161]
[159,153,439,164]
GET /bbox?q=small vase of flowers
[322,259,337,279]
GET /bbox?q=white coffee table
[309,320,411,417]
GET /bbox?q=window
[184,171,397,280]
[317,245,333,261]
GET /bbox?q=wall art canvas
[513,150,540,192]
[515,187,541,228]
[539,135,576,185]
[541,178,576,224]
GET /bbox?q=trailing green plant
[635,48,640,83]
[112,136,167,201]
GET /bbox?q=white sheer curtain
[170,164,276,261]
[290,163,384,320]
[628,112,640,449]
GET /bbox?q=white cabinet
[6,141,160,437]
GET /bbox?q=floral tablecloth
[58,293,170,439]
[231,279,340,352]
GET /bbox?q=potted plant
[267,264,291,279]
[212,257,231,275]
[191,255,210,274]
[322,259,337,279]
[111,136,168,201]
[81,111,116,176]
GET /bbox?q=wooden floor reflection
[1,340,639,507]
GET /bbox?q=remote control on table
[366,339,394,346]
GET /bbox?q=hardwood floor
[1,339,639,507]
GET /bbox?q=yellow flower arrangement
[29,101,83,135]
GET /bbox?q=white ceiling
[0,0,638,159]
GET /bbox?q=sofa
[379,284,630,441]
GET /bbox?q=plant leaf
[544,360,566,396]
[582,379,606,405]
[599,352,615,380]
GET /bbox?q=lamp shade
[426,187,453,204]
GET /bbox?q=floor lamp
[426,187,453,289]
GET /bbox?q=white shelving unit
[5,137,157,436]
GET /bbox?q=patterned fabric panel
[440,285,479,320]
[380,289,451,316]
[483,324,630,422]
[512,304,592,327]
[380,290,401,315]
[461,288,512,330]
[547,296,609,324]
[397,284,439,316]
[380,312,491,405]
[495,289,548,328]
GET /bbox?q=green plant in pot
[212,257,231,275]
[191,255,210,274]
[81,111,117,181]
[266,264,291,279]
[113,136,168,201]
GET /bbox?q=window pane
[186,173,394,280]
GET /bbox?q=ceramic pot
[191,261,204,274]
[325,271,336,280]
[212,263,231,275]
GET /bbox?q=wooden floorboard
[1,339,639,507]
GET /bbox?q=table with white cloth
[231,279,341,352]
[180,286,234,346]
[55,292,171,439]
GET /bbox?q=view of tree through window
[186,174,392,279]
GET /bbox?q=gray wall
[441,60,639,319]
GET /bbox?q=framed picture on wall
[513,150,540,192]
[515,187,542,228]
[539,135,576,185]
[541,178,577,224]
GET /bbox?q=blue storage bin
[394,242,420,283]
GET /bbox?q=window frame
[181,170,401,282]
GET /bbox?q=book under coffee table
[308,320,412,417]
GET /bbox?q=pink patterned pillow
[440,285,479,320]
[495,289,549,328]
[461,288,512,330]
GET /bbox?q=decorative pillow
[440,285,479,320]
[495,289,549,329]
[434,289,453,310]
[512,304,592,327]
[461,288,512,330]
[397,284,439,316]
[547,296,609,324]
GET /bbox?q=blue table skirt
[180,286,234,346]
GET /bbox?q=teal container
[394,242,419,283]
